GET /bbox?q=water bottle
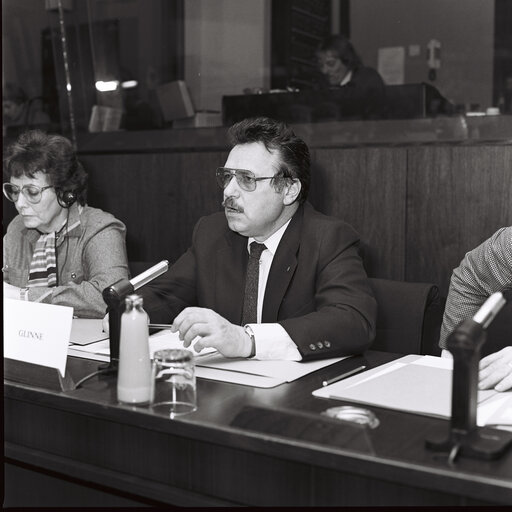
[117,294,152,404]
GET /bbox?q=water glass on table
[150,348,197,418]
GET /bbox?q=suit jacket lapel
[215,229,248,324]
[262,205,304,322]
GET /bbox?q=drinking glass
[150,348,197,418]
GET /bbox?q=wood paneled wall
[4,143,509,297]
[83,144,511,296]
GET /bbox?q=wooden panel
[310,147,407,280]
[406,145,512,295]
[81,151,228,264]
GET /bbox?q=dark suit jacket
[315,66,386,119]
[141,202,377,360]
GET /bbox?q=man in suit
[142,117,376,360]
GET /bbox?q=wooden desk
[4,352,512,506]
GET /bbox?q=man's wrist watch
[244,324,256,358]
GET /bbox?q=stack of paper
[67,320,346,388]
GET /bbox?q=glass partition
[2,0,511,144]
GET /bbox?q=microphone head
[472,291,507,329]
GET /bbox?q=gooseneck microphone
[102,260,169,366]
[129,260,169,290]
[426,289,512,461]
[473,290,511,328]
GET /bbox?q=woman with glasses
[3,129,129,317]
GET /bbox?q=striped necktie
[241,242,266,325]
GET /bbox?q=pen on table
[149,323,174,330]
[322,365,367,387]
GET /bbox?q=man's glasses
[216,167,277,192]
[2,183,54,204]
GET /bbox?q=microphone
[102,260,169,366]
[426,288,512,460]
[472,291,508,329]
[130,260,169,290]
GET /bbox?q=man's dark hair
[4,129,88,205]
[317,34,362,71]
[227,117,310,204]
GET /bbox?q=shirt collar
[247,219,292,256]
[340,70,353,86]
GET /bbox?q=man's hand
[4,282,21,300]
[479,346,512,392]
[171,307,252,358]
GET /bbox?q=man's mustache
[222,197,243,212]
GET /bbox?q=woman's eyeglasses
[216,167,277,192]
[2,183,54,204]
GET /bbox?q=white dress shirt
[246,220,302,361]
[340,70,353,86]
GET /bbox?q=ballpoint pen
[149,323,174,330]
[322,365,367,387]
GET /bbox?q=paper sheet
[313,355,509,427]
[195,351,345,382]
[69,319,108,345]
[67,328,347,387]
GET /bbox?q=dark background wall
[3,140,510,297]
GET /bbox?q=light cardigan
[3,203,129,318]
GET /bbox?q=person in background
[3,129,129,318]
[315,34,386,118]
[139,116,377,360]
[439,226,512,391]
[3,82,50,128]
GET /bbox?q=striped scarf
[27,232,58,288]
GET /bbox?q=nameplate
[4,299,73,377]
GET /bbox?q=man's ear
[283,179,301,205]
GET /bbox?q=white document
[148,329,216,357]
[4,298,73,376]
[195,351,345,382]
[67,329,216,363]
[67,328,347,387]
[69,319,108,345]
[313,355,508,427]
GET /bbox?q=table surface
[5,351,512,506]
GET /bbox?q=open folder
[67,320,347,388]
[313,354,512,428]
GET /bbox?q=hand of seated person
[4,281,22,300]
[171,307,253,358]
[479,346,512,392]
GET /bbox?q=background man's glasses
[3,183,54,204]
[216,167,276,192]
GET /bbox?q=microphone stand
[103,260,169,368]
[75,261,169,387]
[425,291,512,461]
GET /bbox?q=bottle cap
[125,294,143,307]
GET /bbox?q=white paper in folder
[68,326,345,388]
[312,354,510,426]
